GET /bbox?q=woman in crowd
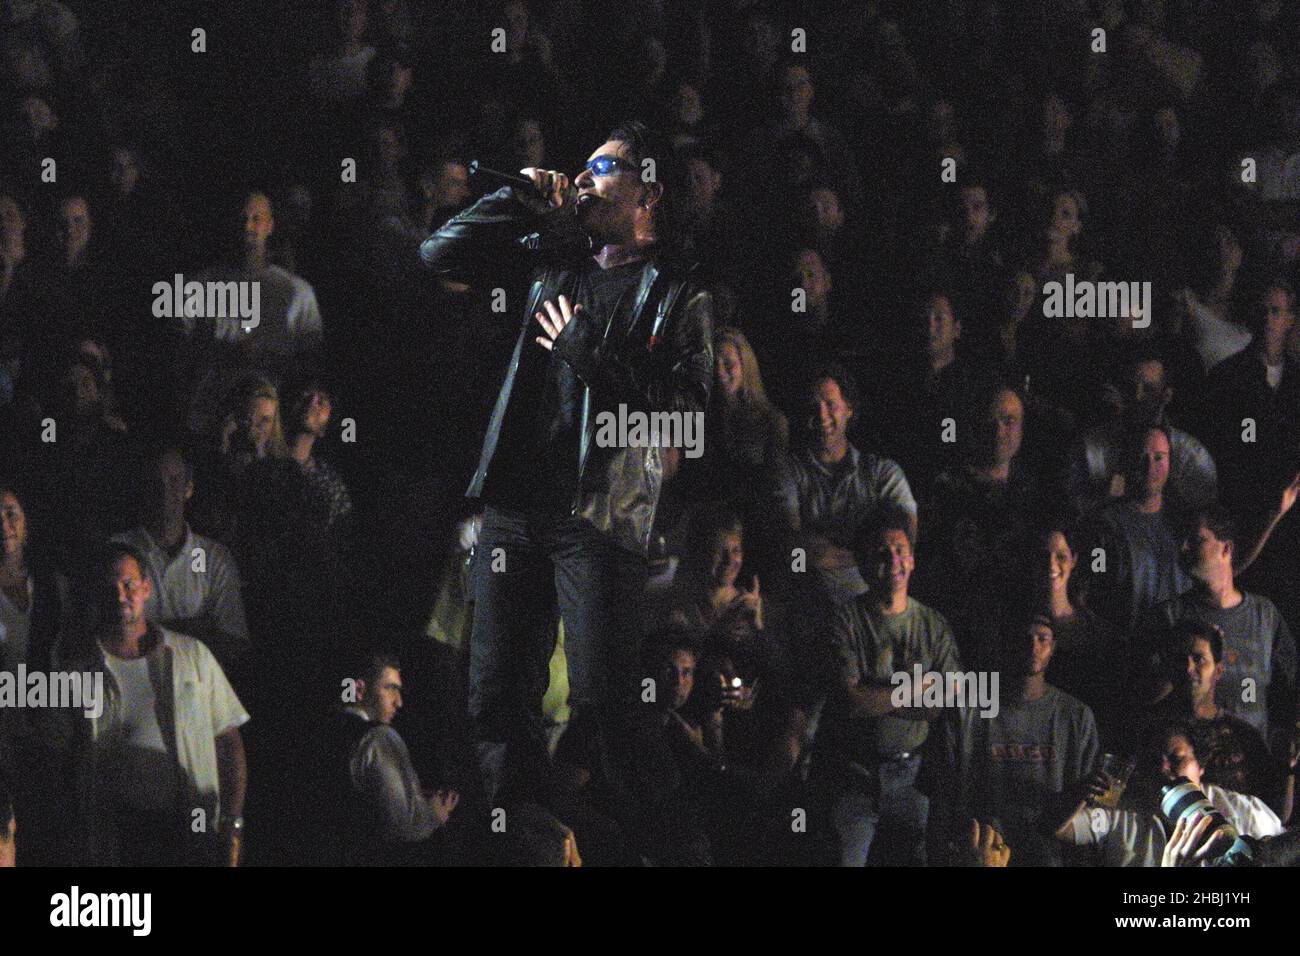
[220,375,288,473]
[189,375,288,541]
[0,480,74,866]
[0,481,72,672]
[652,506,787,700]
[1012,188,1108,430]
[1032,517,1125,748]
[1026,187,1104,289]
[283,379,353,532]
[709,326,789,477]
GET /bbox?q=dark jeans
[468,505,647,803]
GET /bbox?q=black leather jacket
[420,187,714,555]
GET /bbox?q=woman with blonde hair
[220,375,289,468]
[710,326,788,474]
[189,375,289,540]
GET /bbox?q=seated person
[770,363,916,605]
[1029,518,1127,748]
[915,383,1043,666]
[875,290,982,492]
[1068,349,1216,515]
[1139,619,1292,819]
[557,633,726,866]
[1079,425,1192,630]
[1144,505,1298,755]
[944,611,1099,866]
[112,445,250,673]
[281,378,352,532]
[1054,721,1283,866]
[708,325,788,477]
[815,508,959,867]
[648,505,788,699]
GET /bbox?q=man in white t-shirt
[1055,722,1281,866]
[67,544,249,866]
[187,191,324,356]
[182,191,324,436]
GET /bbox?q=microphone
[469,160,577,208]
[467,160,536,192]
[469,160,589,252]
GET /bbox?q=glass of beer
[1093,753,1134,809]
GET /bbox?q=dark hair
[804,361,861,414]
[1165,618,1225,664]
[88,541,149,581]
[1021,610,1055,638]
[1246,275,1296,336]
[0,478,28,541]
[1122,422,1171,465]
[1186,503,1236,545]
[772,54,813,90]
[1124,341,1168,376]
[851,504,916,564]
[640,628,701,674]
[918,286,958,315]
[1145,719,1196,755]
[351,652,400,689]
[1037,514,1079,555]
[967,379,1025,426]
[145,441,195,484]
[283,378,333,435]
[1146,719,1214,770]
[606,120,687,253]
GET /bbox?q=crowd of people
[3,0,1300,866]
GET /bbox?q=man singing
[419,121,713,802]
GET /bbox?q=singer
[419,121,714,803]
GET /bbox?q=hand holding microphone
[469,160,575,215]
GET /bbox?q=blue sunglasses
[582,155,632,177]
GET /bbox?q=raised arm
[418,186,540,289]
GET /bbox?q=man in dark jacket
[419,121,713,803]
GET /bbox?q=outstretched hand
[535,295,582,351]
